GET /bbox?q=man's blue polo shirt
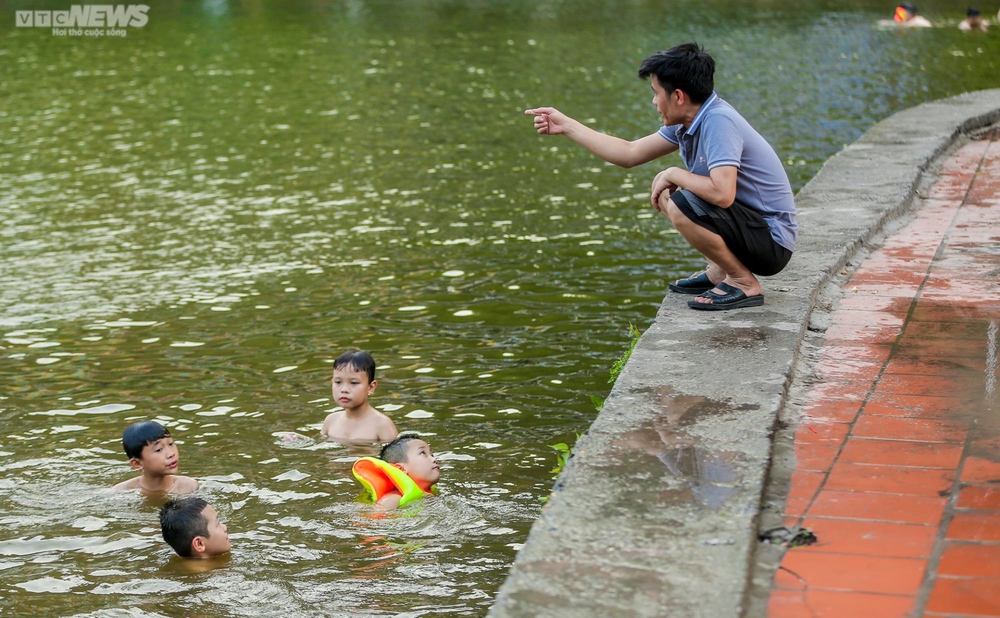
[658,93,798,251]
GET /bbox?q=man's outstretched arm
[525,107,677,168]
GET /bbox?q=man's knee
[662,196,689,227]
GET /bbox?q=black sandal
[668,271,715,294]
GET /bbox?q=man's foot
[668,271,714,294]
[669,267,726,295]
[688,282,764,310]
[688,277,763,311]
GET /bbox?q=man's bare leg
[663,196,761,303]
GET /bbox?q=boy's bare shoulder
[374,411,399,440]
[375,491,402,511]
[321,410,345,433]
[372,408,395,423]
[323,410,345,422]
[112,477,141,491]
[172,476,200,494]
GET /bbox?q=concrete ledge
[489,89,1000,618]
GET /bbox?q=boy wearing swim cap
[353,432,441,511]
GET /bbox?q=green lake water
[1,0,998,615]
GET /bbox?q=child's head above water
[322,349,398,443]
[334,349,376,384]
[114,420,198,493]
[379,431,440,490]
[122,420,171,460]
[159,497,231,559]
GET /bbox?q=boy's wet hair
[159,497,209,558]
[638,42,715,105]
[334,350,376,383]
[379,431,424,464]
[967,6,981,17]
[122,420,171,460]
[898,2,918,13]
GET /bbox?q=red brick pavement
[767,129,1000,617]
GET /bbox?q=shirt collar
[683,91,718,136]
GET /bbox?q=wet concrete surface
[490,90,1000,618]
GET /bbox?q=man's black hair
[334,350,376,383]
[638,42,715,105]
[159,497,209,558]
[122,420,171,460]
[379,431,424,464]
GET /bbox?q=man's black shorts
[670,189,792,277]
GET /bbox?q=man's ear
[191,536,207,555]
[128,457,144,471]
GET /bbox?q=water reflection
[613,389,750,510]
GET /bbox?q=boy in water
[112,420,199,494]
[892,3,933,27]
[958,7,988,31]
[159,497,231,559]
[353,431,441,511]
[321,350,399,443]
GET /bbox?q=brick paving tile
[872,374,979,398]
[804,379,873,403]
[937,543,1000,579]
[812,357,884,380]
[836,293,912,314]
[795,517,938,558]
[925,579,1000,616]
[823,463,954,496]
[850,416,968,443]
[823,322,905,345]
[898,319,995,341]
[766,132,1000,617]
[775,552,926,595]
[783,497,812,518]
[788,470,825,502]
[961,457,1000,484]
[909,304,996,323]
[837,438,963,469]
[801,398,865,423]
[946,513,1000,542]
[887,338,989,359]
[845,270,929,286]
[768,590,916,617]
[862,394,978,419]
[808,490,946,525]
[884,354,987,376]
[956,485,1000,511]
[794,421,850,446]
[831,308,908,326]
[793,444,841,473]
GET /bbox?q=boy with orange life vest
[353,432,440,510]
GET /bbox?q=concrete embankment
[489,89,1000,618]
